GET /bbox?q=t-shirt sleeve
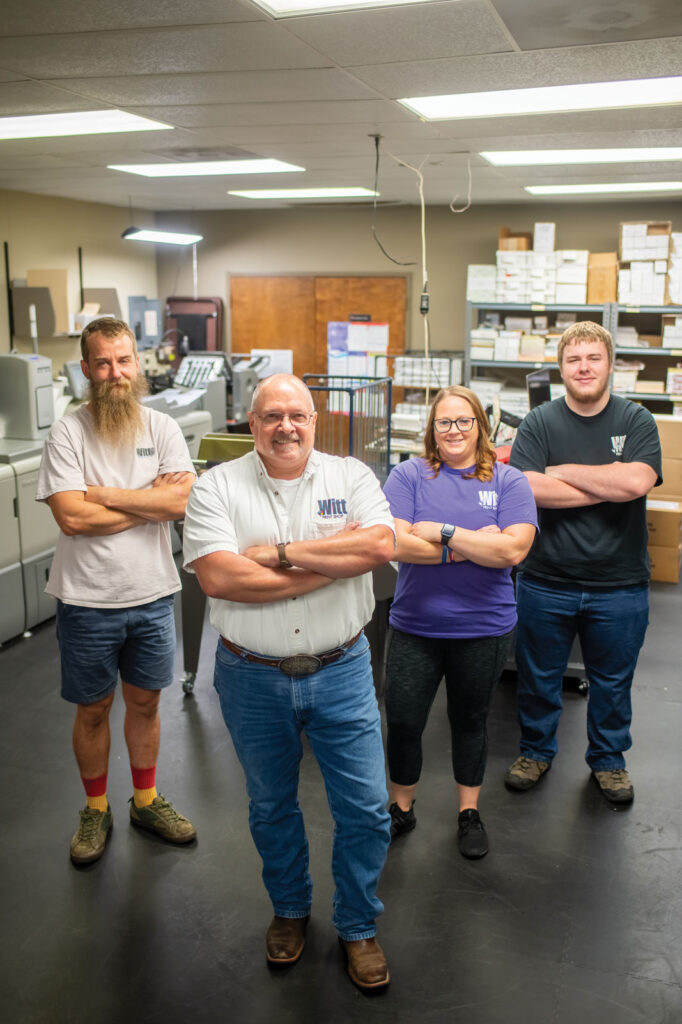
[383,461,418,523]
[496,465,538,532]
[623,406,662,480]
[509,410,549,474]
[182,468,239,571]
[154,415,196,476]
[347,459,396,534]
[35,420,86,501]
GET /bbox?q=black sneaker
[389,802,416,841]
[457,809,488,859]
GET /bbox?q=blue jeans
[515,574,649,770]
[213,633,390,941]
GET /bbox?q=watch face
[441,524,455,544]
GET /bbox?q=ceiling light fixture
[252,0,445,17]
[524,182,682,195]
[400,76,682,120]
[481,147,682,166]
[122,227,203,245]
[0,110,171,140]
[109,158,305,177]
[228,187,378,199]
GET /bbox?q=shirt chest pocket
[309,509,349,538]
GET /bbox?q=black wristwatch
[440,523,456,546]
[276,542,293,569]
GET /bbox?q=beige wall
[0,189,157,369]
[156,200,681,357]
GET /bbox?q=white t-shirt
[37,404,194,608]
[182,448,396,656]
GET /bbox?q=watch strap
[276,542,292,569]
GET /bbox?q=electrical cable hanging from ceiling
[449,156,473,213]
[370,135,416,267]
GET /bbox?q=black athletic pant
[385,627,513,789]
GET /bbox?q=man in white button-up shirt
[183,374,395,990]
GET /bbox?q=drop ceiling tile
[0,80,105,115]
[128,99,412,128]
[351,37,682,95]
[0,0,259,35]
[430,107,682,141]
[0,24,327,79]
[285,1,514,67]
[492,0,682,49]
[53,69,378,106]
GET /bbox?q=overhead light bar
[252,0,446,17]
[0,110,171,140]
[122,227,203,245]
[228,187,378,200]
[524,182,682,195]
[482,147,682,166]
[109,158,304,177]
[399,76,682,121]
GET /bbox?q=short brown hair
[423,385,495,482]
[557,321,613,368]
[80,318,137,361]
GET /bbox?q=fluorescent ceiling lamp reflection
[253,0,444,16]
[109,158,304,177]
[122,227,203,245]
[228,187,378,199]
[0,110,171,140]
[525,182,682,195]
[400,76,682,120]
[482,147,682,166]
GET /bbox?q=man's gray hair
[250,374,315,412]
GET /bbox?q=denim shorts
[56,595,176,705]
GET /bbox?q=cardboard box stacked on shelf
[618,221,671,306]
[669,233,682,305]
[587,253,618,304]
[555,250,589,304]
[648,415,682,582]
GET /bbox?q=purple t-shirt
[383,458,537,639]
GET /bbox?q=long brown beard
[89,375,149,445]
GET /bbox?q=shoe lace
[516,757,536,772]
[606,769,628,783]
[77,810,100,841]
[153,798,183,823]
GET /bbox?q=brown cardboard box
[646,499,682,547]
[660,457,682,497]
[587,252,617,304]
[648,543,682,583]
[499,226,532,251]
[654,416,682,458]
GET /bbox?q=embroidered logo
[478,490,498,510]
[136,446,156,457]
[317,498,348,518]
[610,435,626,457]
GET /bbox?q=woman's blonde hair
[423,385,495,481]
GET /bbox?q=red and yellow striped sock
[82,773,108,812]
[131,765,157,808]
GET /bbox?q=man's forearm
[243,525,395,579]
[523,471,601,509]
[192,551,334,603]
[86,473,194,522]
[546,462,657,502]
[48,494,147,536]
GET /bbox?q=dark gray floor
[2,579,681,1024]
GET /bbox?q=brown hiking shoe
[504,756,550,791]
[70,805,113,864]
[592,768,634,804]
[129,795,197,843]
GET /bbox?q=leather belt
[220,631,362,677]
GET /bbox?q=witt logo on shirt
[136,446,156,457]
[478,490,498,510]
[610,435,626,457]
[317,498,348,519]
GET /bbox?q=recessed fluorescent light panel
[0,110,171,140]
[525,182,682,196]
[228,187,378,200]
[253,0,444,17]
[109,159,304,177]
[482,147,682,166]
[122,228,203,245]
[400,76,682,120]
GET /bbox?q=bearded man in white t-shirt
[37,318,197,865]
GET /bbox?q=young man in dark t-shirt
[506,321,662,804]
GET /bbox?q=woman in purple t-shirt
[383,385,537,858]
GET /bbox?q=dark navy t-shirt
[510,394,662,588]
[383,458,537,638]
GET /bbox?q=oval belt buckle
[278,654,322,677]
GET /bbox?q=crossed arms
[393,518,536,569]
[525,462,657,508]
[47,472,195,537]
[190,523,395,605]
